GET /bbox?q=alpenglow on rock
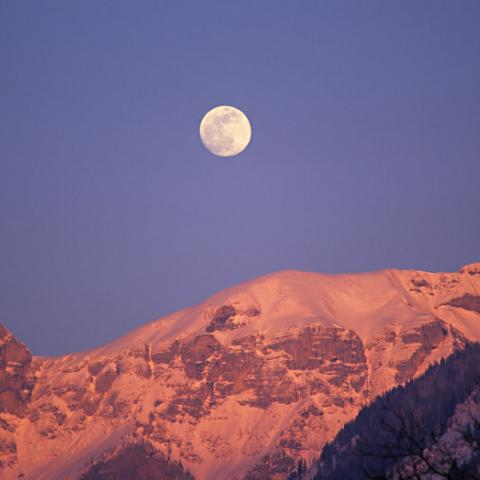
[1,264,480,479]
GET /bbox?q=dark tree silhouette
[356,397,480,479]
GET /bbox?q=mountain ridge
[1,263,480,479]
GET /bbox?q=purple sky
[1,1,479,356]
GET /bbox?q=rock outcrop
[0,325,34,416]
[80,441,193,480]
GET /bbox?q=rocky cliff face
[0,324,36,470]
[0,324,34,416]
[1,264,480,479]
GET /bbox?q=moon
[199,105,252,157]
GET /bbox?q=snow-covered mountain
[1,263,480,479]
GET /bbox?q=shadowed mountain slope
[315,342,480,479]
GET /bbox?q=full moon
[199,105,252,157]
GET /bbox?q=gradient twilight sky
[1,2,479,356]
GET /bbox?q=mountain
[1,263,480,479]
[315,342,480,479]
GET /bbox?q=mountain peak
[0,323,34,417]
[459,262,480,275]
[1,264,479,479]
